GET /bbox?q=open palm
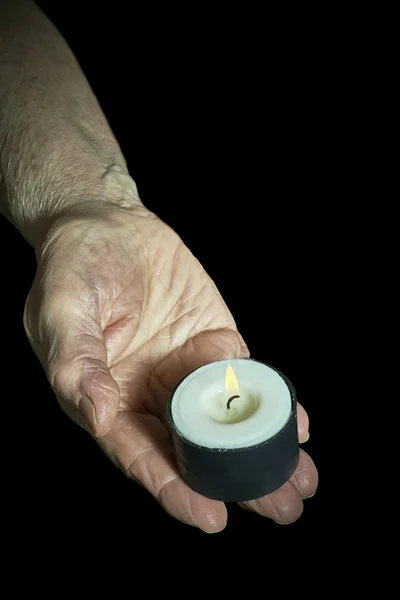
[24,205,318,532]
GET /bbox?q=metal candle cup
[167,359,299,502]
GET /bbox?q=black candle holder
[167,360,300,503]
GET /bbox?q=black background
[0,2,332,554]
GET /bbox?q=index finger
[297,402,309,443]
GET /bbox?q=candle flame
[225,364,240,396]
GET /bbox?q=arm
[0,0,139,248]
[0,0,317,531]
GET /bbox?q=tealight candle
[167,359,299,502]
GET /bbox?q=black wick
[227,395,240,410]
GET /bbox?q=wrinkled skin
[24,204,318,532]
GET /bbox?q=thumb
[25,297,120,437]
[51,331,120,437]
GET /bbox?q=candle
[168,358,299,502]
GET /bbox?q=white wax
[171,359,292,449]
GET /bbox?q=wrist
[3,163,143,252]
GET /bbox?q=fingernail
[79,395,97,434]
[300,432,310,443]
[199,529,219,534]
[304,492,316,499]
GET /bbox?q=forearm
[0,0,139,248]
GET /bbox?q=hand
[24,203,318,532]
